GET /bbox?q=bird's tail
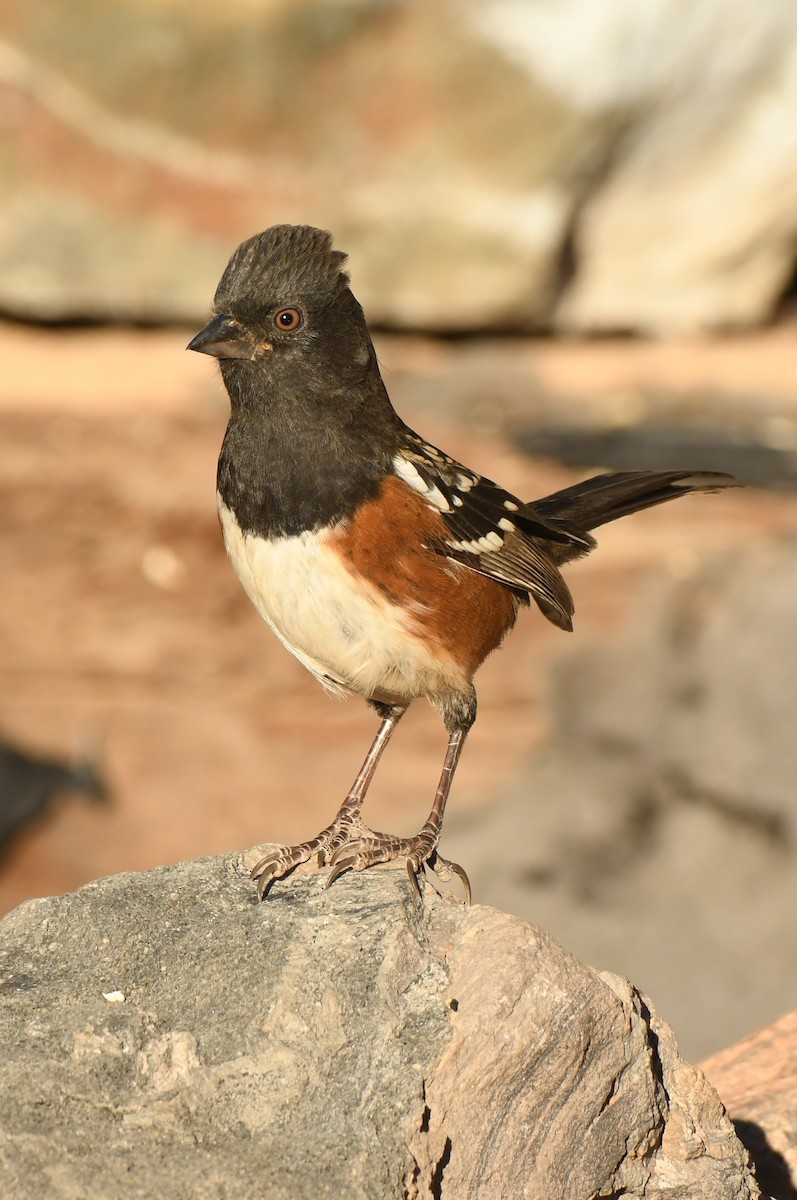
[533,470,737,564]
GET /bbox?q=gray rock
[477,0,797,332]
[0,851,758,1198]
[1,1,796,331]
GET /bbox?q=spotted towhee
[188,224,735,901]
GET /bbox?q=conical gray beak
[186,313,258,360]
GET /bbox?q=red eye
[274,308,302,331]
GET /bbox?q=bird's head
[187,225,377,404]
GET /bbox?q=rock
[445,542,797,1061]
[702,1009,797,1200]
[1,2,796,331]
[0,852,757,1199]
[0,3,580,328]
[538,0,797,332]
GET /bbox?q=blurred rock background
[1,0,796,1061]
[3,0,797,331]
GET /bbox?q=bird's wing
[392,435,595,630]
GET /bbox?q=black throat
[216,355,404,539]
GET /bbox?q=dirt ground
[1,319,795,932]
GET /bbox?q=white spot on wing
[393,454,451,512]
[447,532,504,554]
[504,499,519,511]
[426,483,451,512]
[498,518,515,532]
[393,455,423,488]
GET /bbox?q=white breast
[217,497,466,704]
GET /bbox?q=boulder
[702,1009,797,1200]
[0,852,758,1198]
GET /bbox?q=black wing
[392,433,594,630]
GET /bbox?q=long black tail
[534,470,737,564]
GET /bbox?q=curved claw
[329,838,381,867]
[451,863,472,906]
[406,858,423,899]
[325,838,387,886]
[326,838,406,891]
[427,852,472,905]
[249,844,314,900]
[325,848,424,898]
[323,835,471,903]
[325,856,358,889]
[251,857,289,901]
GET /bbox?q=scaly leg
[250,704,405,899]
[326,723,472,903]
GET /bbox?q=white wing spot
[425,483,451,512]
[448,531,504,554]
[393,454,451,512]
[393,456,423,488]
[456,473,476,490]
[504,499,519,511]
[452,495,463,507]
[498,518,515,532]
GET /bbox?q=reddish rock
[702,1011,797,1200]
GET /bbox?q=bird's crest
[214,225,350,316]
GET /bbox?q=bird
[187,224,735,901]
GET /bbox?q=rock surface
[1,1,796,331]
[702,1009,797,1200]
[445,542,797,1061]
[0,852,758,1199]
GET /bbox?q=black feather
[534,470,737,565]
[394,445,736,631]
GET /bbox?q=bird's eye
[274,308,302,331]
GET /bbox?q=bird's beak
[186,313,261,360]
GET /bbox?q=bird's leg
[249,703,405,899]
[327,689,475,902]
[314,702,407,861]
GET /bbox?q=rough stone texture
[445,542,797,1062]
[702,1010,797,1200]
[0,1,796,331]
[0,852,758,1199]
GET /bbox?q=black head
[187,224,381,408]
[197,226,404,537]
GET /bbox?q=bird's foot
[249,840,322,900]
[249,818,470,903]
[249,810,369,899]
[326,829,471,904]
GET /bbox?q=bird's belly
[218,498,467,702]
